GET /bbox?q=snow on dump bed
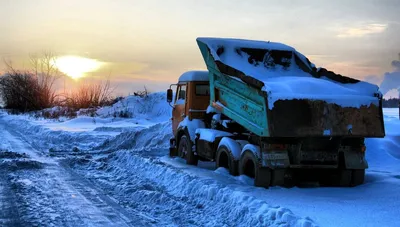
[197,37,380,109]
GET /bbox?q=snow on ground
[0,91,399,226]
[0,121,144,227]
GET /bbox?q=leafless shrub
[77,108,98,117]
[133,86,151,98]
[0,52,61,112]
[33,107,77,120]
[62,79,114,110]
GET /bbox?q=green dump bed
[197,37,385,138]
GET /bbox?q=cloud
[379,54,400,96]
[364,75,383,85]
[336,23,387,38]
[380,71,400,95]
[392,59,400,70]
[364,54,400,97]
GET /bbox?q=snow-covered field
[0,93,399,227]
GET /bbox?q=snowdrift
[96,92,171,122]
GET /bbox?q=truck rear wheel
[335,169,365,187]
[178,135,198,166]
[239,150,271,188]
[319,169,364,187]
[351,169,365,186]
[337,170,352,186]
[216,145,238,176]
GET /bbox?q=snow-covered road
[0,94,399,227]
[0,116,313,226]
[0,119,152,227]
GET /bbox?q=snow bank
[198,37,379,109]
[94,121,171,152]
[366,108,400,171]
[0,92,173,153]
[382,108,400,136]
[81,150,316,227]
[0,114,110,152]
[96,92,171,123]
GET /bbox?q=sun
[55,56,102,79]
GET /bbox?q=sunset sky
[1,0,399,96]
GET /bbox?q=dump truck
[167,37,385,188]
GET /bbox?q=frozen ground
[0,93,399,227]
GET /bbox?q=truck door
[172,83,187,136]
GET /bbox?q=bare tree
[29,52,62,107]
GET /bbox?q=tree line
[382,98,400,108]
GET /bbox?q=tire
[216,145,238,176]
[239,150,271,188]
[351,169,365,187]
[178,135,198,166]
[337,169,352,187]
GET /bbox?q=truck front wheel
[239,151,271,188]
[216,145,238,176]
[178,135,198,166]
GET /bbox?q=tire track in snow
[67,151,316,227]
[1,114,316,226]
[0,119,154,227]
[59,159,155,226]
[0,162,23,227]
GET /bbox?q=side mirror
[167,89,173,103]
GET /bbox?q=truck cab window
[175,85,186,105]
[195,85,210,96]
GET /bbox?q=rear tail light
[272,144,287,150]
[361,145,366,153]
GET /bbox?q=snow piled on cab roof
[179,70,209,82]
[197,37,380,109]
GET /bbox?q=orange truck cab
[168,71,210,155]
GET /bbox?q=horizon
[1,0,400,97]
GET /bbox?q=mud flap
[169,138,178,157]
[270,169,286,186]
[255,168,271,188]
[342,151,368,169]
